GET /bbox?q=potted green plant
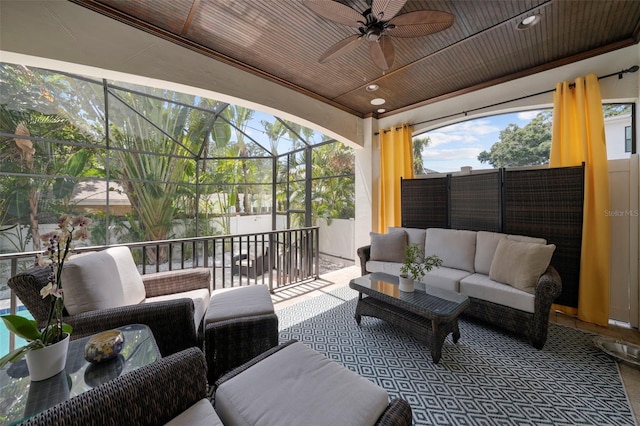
[399,244,442,292]
[0,215,91,380]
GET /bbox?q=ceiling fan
[304,0,454,70]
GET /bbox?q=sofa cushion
[369,231,407,263]
[365,260,403,277]
[146,288,210,330]
[62,246,146,315]
[215,341,389,426]
[460,273,535,313]
[388,226,426,249]
[474,231,507,275]
[165,399,223,426]
[489,238,556,294]
[425,228,477,273]
[422,267,472,292]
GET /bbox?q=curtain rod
[375,65,639,135]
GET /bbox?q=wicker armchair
[8,264,211,356]
[21,347,221,426]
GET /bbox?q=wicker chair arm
[65,298,197,357]
[374,398,413,426]
[205,313,280,383]
[356,245,371,276]
[22,347,208,426]
[530,264,562,348]
[142,267,211,298]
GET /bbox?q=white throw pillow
[369,231,407,263]
[489,238,556,294]
[62,246,146,315]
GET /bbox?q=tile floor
[271,265,640,422]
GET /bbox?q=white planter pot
[26,333,70,381]
[399,276,415,293]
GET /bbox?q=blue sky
[415,110,545,173]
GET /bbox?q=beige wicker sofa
[357,227,562,348]
[8,246,211,356]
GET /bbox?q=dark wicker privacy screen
[400,165,584,308]
[401,177,448,229]
[450,172,501,232]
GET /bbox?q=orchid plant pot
[25,333,70,381]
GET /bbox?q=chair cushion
[369,231,407,263]
[205,285,274,325]
[146,288,210,330]
[215,341,389,426]
[165,399,223,426]
[489,238,556,293]
[62,246,145,315]
[425,228,477,273]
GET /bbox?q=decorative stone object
[84,330,125,364]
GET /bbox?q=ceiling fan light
[517,14,541,30]
[366,30,381,41]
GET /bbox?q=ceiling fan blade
[319,34,363,63]
[303,0,364,28]
[369,35,394,70]
[387,10,454,38]
[371,0,407,21]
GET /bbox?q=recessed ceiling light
[370,98,386,105]
[517,14,541,30]
[366,84,379,92]
[377,108,386,113]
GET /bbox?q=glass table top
[350,272,470,317]
[0,324,160,426]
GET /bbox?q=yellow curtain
[379,124,414,233]
[550,73,610,325]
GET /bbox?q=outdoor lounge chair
[231,245,272,278]
[8,247,211,356]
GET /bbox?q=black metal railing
[0,226,319,318]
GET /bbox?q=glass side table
[0,324,160,426]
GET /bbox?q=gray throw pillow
[369,231,407,263]
[489,238,556,294]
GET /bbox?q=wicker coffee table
[349,272,470,363]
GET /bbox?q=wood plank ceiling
[70,0,640,118]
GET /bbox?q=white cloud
[423,146,483,160]
[416,119,500,149]
[516,110,541,120]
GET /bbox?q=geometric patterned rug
[277,286,637,426]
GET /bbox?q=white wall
[605,114,633,160]
[317,218,355,261]
[608,156,640,326]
